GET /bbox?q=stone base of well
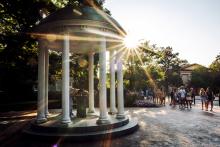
[23,110,138,141]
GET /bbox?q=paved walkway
[1,102,220,147]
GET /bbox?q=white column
[61,35,71,124]
[45,48,49,117]
[109,50,117,114]
[88,52,95,113]
[36,40,47,123]
[97,38,109,124]
[116,51,125,119]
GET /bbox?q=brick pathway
[1,102,220,147]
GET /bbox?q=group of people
[170,86,215,111]
[199,87,215,111]
[170,87,195,109]
[140,86,216,111]
[140,88,166,105]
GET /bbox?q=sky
[104,0,220,67]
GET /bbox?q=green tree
[0,0,107,102]
[209,53,220,94]
[0,0,57,101]
[123,41,158,91]
[123,42,186,93]
[155,46,186,93]
[210,53,220,72]
[190,66,212,88]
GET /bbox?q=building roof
[32,5,127,53]
[181,63,206,71]
[34,5,126,36]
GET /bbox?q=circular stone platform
[23,112,138,141]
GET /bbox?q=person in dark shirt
[170,88,174,106]
[206,87,214,111]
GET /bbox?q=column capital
[38,39,49,49]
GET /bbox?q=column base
[45,111,50,118]
[61,118,71,124]
[109,108,117,115]
[87,109,95,114]
[36,118,47,124]
[108,112,116,115]
[116,113,125,119]
[96,117,110,125]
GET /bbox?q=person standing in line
[200,88,207,110]
[176,88,181,105]
[185,88,190,109]
[170,88,174,106]
[161,88,166,106]
[145,88,149,101]
[179,86,186,109]
[173,88,178,107]
[206,87,214,111]
[191,87,196,105]
[157,88,165,106]
[187,88,194,109]
[148,88,154,102]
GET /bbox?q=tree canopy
[0,0,107,101]
[123,42,187,93]
[1,0,219,104]
[210,53,220,72]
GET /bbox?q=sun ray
[124,48,131,62]
[29,33,123,43]
[107,43,124,51]
[133,47,158,90]
[139,45,158,56]
[114,46,127,61]
[123,35,140,49]
[120,47,129,61]
[109,46,125,62]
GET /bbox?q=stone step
[23,118,138,141]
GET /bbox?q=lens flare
[123,34,141,49]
